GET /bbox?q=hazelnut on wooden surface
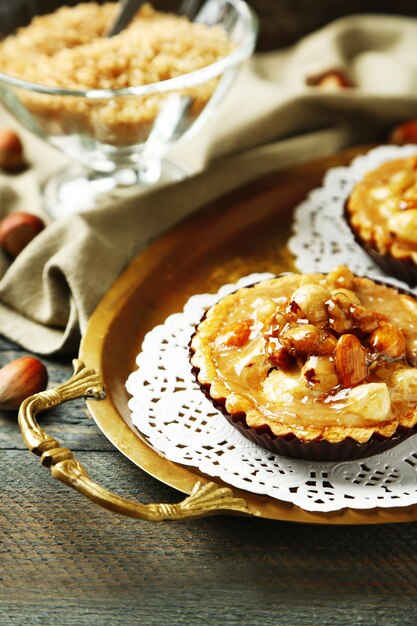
[0,212,45,258]
[0,128,25,172]
[0,356,48,411]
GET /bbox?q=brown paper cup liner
[192,376,417,462]
[223,411,417,462]
[356,244,417,288]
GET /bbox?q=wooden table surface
[2,3,417,623]
[1,336,417,625]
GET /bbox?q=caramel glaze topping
[190,267,417,442]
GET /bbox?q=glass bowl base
[42,160,187,219]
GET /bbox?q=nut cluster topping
[264,267,409,393]
[223,267,408,396]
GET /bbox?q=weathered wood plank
[1,449,417,626]
[0,599,416,626]
[0,337,21,351]
[0,400,115,451]
[0,394,115,451]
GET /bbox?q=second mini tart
[345,154,417,285]
[190,266,417,460]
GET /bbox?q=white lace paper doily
[288,143,417,296]
[127,271,417,514]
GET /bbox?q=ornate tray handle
[18,359,252,521]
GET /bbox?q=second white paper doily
[288,143,417,295]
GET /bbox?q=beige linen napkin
[2,14,417,355]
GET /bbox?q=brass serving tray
[19,146,417,524]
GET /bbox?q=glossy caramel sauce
[190,269,417,443]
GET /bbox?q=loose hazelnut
[0,356,48,411]
[0,128,25,172]
[0,212,45,258]
[306,68,353,91]
[389,120,417,145]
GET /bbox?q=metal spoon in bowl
[105,0,211,180]
[106,0,146,37]
[107,0,205,37]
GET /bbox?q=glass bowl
[0,0,258,217]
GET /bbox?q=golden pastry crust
[190,267,417,445]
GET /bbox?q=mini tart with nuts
[346,155,417,285]
[190,266,417,456]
